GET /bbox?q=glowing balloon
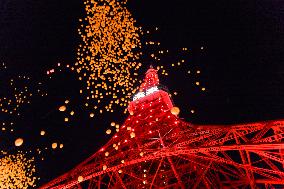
[170,107,180,116]
[52,143,57,149]
[130,132,135,138]
[78,176,83,182]
[106,129,111,134]
[59,105,66,112]
[103,165,107,170]
[15,138,23,147]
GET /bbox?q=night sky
[1,0,284,187]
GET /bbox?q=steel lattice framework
[41,68,284,189]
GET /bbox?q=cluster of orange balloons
[74,0,143,113]
[0,153,37,188]
[0,76,32,115]
[0,75,46,115]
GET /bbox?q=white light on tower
[146,86,158,95]
[133,92,145,101]
[133,86,159,101]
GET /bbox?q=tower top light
[139,67,159,92]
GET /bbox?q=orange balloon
[59,105,66,112]
[15,138,23,147]
[170,107,180,116]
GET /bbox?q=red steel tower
[41,68,284,189]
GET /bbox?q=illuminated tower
[41,68,284,189]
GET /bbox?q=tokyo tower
[41,67,284,189]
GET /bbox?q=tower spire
[128,67,173,114]
[139,67,159,91]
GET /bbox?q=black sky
[1,0,284,186]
